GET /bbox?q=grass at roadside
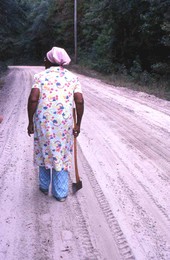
[1,63,169,101]
[0,70,8,90]
[0,74,6,90]
[69,64,170,101]
[0,62,8,90]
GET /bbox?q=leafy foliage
[0,0,169,81]
[80,0,170,78]
[0,0,26,62]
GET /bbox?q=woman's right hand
[27,122,34,136]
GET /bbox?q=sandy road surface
[0,66,170,260]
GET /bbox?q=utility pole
[74,0,77,63]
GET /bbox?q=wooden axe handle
[73,108,80,182]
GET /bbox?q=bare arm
[73,92,84,137]
[27,88,40,136]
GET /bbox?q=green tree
[19,0,75,62]
[1,0,169,80]
[0,0,26,62]
[79,0,170,77]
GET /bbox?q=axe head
[72,180,82,194]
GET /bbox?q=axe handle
[73,108,80,182]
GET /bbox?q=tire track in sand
[70,144,135,260]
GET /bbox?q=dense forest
[0,0,169,85]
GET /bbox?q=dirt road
[0,66,170,260]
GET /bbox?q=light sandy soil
[0,66,170,260]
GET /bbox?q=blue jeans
[39,166,68,199]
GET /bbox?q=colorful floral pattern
[32,66,82,172]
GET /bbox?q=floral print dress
[32,66,82,172]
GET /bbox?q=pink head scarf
[46,47,71,66]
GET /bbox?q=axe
[72,108,82,193]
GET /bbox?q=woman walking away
[27,47,84,202]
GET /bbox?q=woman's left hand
[73,125,80,138]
